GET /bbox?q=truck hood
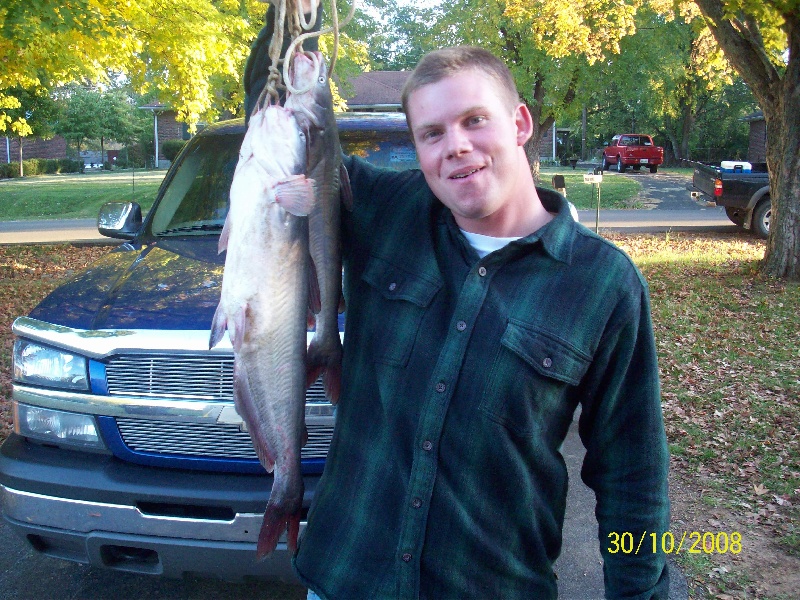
[28,238,225,331]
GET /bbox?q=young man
[245,15,670,599]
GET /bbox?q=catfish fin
[274,175,315,216]
[256,505,301,559]
[308,257,321,315]
[230,304,248,352]
[218,214,231,254]
[339,163,353,211]
[323,363,342,405]
[233,362,276,473]
[209,303,227,349]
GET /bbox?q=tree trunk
[694,0,800,280]
[18,138,23,177]
[761,73,800,279]
[759,19,800,279]
[525,129,544,185]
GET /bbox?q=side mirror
[98,202,142,239]
[603,142,609,147]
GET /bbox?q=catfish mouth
[292,104,324,129]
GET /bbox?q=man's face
[406,69,532,235]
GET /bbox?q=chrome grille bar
[107,355,235,400]
[116,418,334,460]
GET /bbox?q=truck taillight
[714,178,723,196]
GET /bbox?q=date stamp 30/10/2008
[607,531,742,555]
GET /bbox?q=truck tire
[616,157,626,173]
[601,156,610,171]
[725,206,745,226]
[649,165,658,173]
[751,198,771,239]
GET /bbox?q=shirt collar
[532,187,576,265]
[439,187,576,265]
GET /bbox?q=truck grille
[105,354,333,461]
[116,418,334,460]
[106,354,235,400]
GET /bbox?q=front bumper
[0,435,316,582]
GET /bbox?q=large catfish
[285,51,352,404]
[209,103,315,558]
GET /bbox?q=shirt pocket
[362,255,441,367]
[479,319,592,437]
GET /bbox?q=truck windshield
[151,132,241,237]
[149,122,419,238]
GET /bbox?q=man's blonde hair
[401,46,521,126]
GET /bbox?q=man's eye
[467,115,485,126]
[423,130,441,141]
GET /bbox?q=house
[741,110,766,163]
[4,135,67,164]
[139,103,191,169]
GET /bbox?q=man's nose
[445,127,472,158]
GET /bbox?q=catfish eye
[318,76,325,84]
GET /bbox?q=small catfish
[285,51,352,404]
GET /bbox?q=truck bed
[688,160,769,208]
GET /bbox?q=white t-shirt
[460,229,521,259]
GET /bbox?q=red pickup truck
[601,134,664,173]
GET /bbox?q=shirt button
[412,498,422,508]
[456,320,467,331]
[402,553,412,562]
[478,266,487,277]
[422,440,433,451]
[388,282,397,291]
[543,357,553,368]
[435,382,446,393]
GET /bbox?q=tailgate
[691,163,719,197]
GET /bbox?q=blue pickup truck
[0,113,417,582]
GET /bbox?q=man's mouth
[449,167,483,180]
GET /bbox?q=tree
[3,87,60,177]
[690,0,799,279]
[55,86,149,165]
[387,0,646,181]
[1,0,265,131]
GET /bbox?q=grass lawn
[0,169,166,221]
[0,232,797,597]
[1,165,646,221]
[538,165,643,209]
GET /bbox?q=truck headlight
[14,403,104,449]
[13,339,89,391]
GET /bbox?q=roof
[741,110,764,122]
[343,71,410,109]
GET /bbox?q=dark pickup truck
[686,160,771,238]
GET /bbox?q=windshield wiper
[157,223,225,236]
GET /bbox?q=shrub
[0,158,84,178]
[162,139,188,162]
[0,162,16,179]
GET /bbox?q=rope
[283,0,357,95]
[253,0,358,111]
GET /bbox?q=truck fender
[746,185,771,210]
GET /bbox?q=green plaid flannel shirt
[293,156,670,599]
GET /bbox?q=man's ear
[515,103,534,146]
